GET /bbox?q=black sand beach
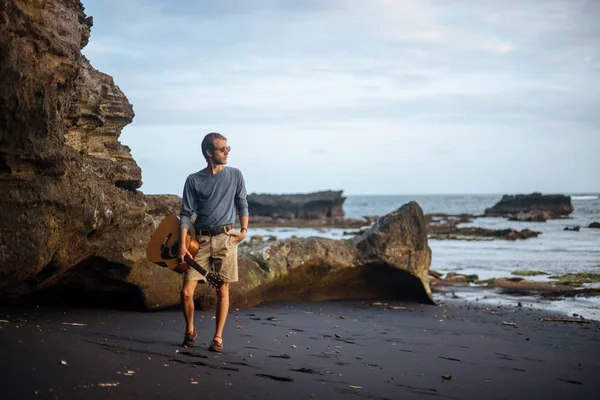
[1,300,599,400]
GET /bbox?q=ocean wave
[572,196,598,200]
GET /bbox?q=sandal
[208,336,223,353]
[182,329,198,347]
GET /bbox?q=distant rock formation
[589,222,600,229]
[248,190,345,219]
[484,193,573,219]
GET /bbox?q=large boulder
[484,193,573,219]
[247,190,345,219]
[193,202,434,309]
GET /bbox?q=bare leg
[213,282,229,343]
[181,280,198,333]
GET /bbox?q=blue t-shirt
[179,166,249,230]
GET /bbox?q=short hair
[201,132,227,161]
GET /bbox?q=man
[178,132,248,353]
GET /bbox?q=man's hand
[179,243,193,263]
[227,229,247,244]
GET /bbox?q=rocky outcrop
[484,193,573,219]
[589,222,600,229]
[194,202,434,309]
[248,190,345,219]
[0,0,177,310]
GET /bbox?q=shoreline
[1,300,599,399]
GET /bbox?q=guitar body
[146,215,225,287]
[146,215,188,272]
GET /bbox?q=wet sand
[1,300,599,399]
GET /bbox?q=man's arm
[238,215,248,241]
[179,227,192,263]
[230,169,249,243]
[179,175,196,233]
[179,176,196,262]
[227,215,249,242]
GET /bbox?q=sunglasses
[214,146,231,153]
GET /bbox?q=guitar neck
[182,255,224,288]
[183,255,209,277]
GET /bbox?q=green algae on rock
[512,270,550,277]
[549,273,600,286]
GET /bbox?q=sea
[251,194,600,321]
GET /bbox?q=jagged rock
[484,193,573,219]
[589,222,600,229]
[564,226,580,232]
[248,190,345,219]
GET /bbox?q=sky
[81,0,600,196]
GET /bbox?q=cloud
[118,62,598,129]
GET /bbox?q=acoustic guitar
[146,215,225,288]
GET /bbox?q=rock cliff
[0,0,174,309]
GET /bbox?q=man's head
[201,132,230,165]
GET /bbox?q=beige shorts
[185,233,239,283]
